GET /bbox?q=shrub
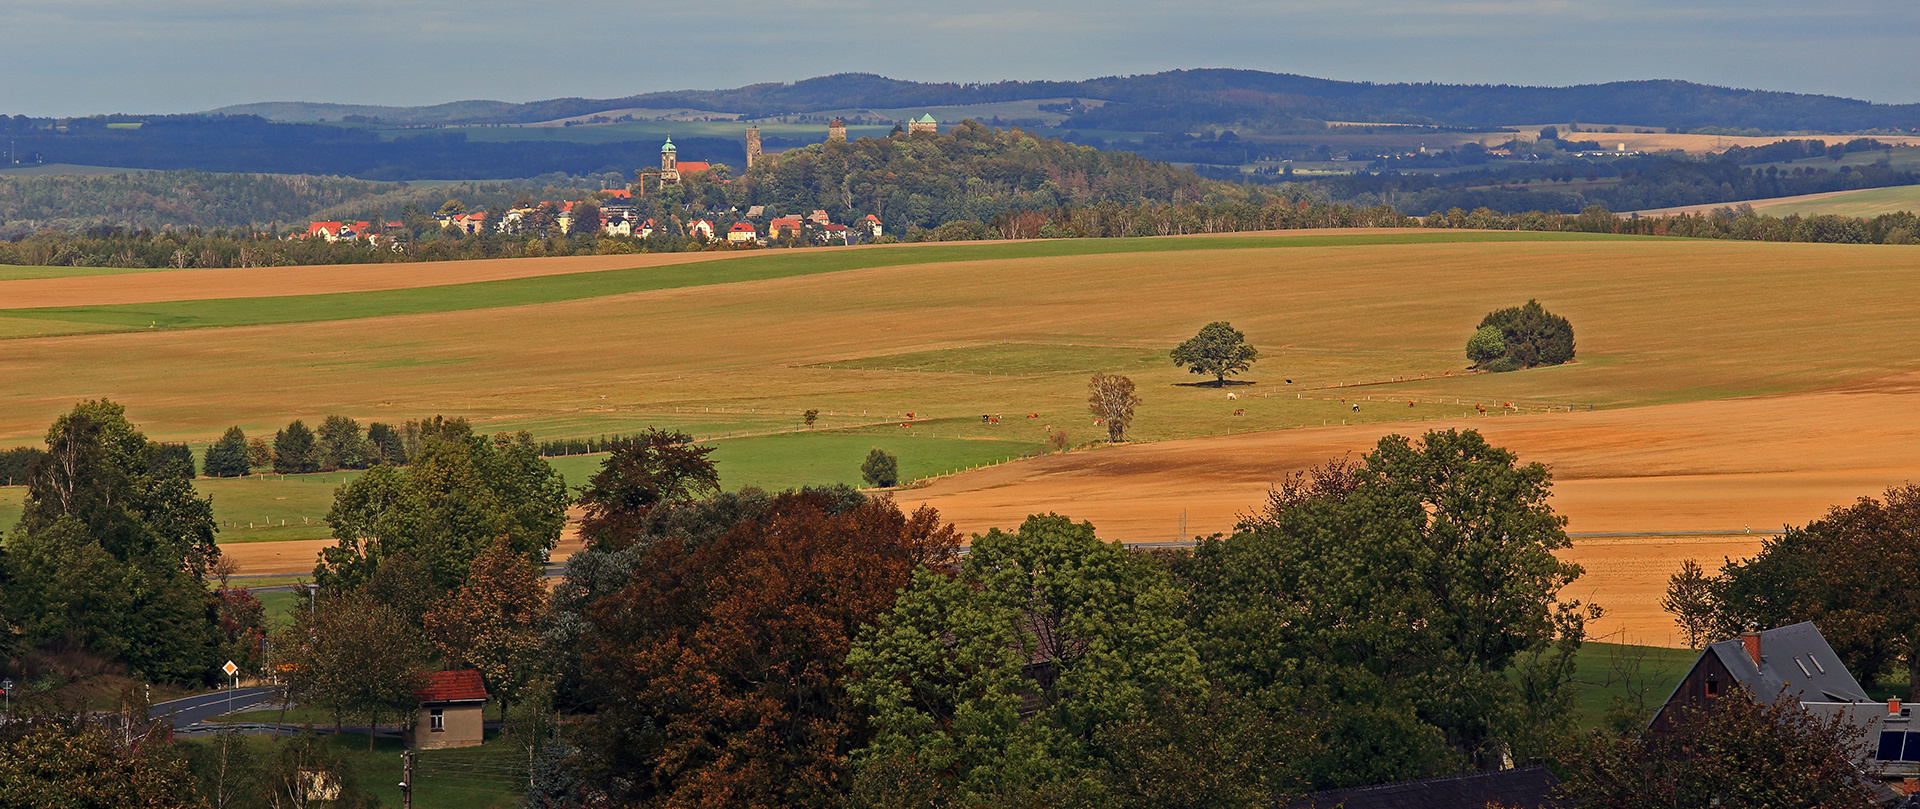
[861,448,899,488]
[1465,325,1507,365]
[1473,299,1575,370]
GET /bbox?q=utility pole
[400,750,413,809]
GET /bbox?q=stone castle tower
[745,126,762,168]
[907,113,938,135]
[828,118,847,142]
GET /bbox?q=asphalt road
[151,686,275,729]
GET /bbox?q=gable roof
[418,670,487,704]
[677,161,711,175]
[1664,622,1870,715]
[1286,765,1564,809]
[914,113,937,123]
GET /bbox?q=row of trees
[515,427,1597,807]
[0,406,1888,807]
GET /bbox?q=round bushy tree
[1473,300,1575,370]
[1465,326,1507,366]
[861,448,899,488]
[1171,321,1259,386]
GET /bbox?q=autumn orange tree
[424,534,549,715]
[573,490,959,808]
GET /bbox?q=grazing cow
[1284,379,1293,384]
[1233,408,1245,416]
[1351,404,1359,412]
[1476,404,1486,414]
[1028,413,1039,418]
[1093,418,1104,426]
[906,412,915,419]
[981,415,992,422]
[988,416,1000,424]
[1408,401,1415,407]
[1227,392,1238,400]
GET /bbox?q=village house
[406,670,487,750]
[727,221,758,245]
[1655,622,1912,799]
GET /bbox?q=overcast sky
[5,0,1914,117]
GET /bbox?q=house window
[1705,680,1719,697]
[1880,732,1903,760]
[430,708,445,732]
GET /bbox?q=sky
[4,0,1915,118]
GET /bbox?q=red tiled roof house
[406,670,487,750]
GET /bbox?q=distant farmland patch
[812,343,1166,377]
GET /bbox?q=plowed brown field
[907,378,1920,645]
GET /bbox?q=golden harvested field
[6,231,1920,644]
[0,252,736,308]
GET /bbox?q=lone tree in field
[1088,372,1140,442]
[1171,321,1259,386]
[861,448,899,488]
[1470,299,1575,371]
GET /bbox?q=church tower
[660,137,679,183]
[745,126,762,169]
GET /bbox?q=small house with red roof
[688,218,715,241]
[406,669,487,750]
[727,221,759,245]
[862,214,883,238]
[307,222,344,241]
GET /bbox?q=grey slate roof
[1285,766,1564,809]
[1688,621,1870,706]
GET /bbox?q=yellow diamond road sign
[222,660,238,677]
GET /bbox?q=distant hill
[208,70,1920,134]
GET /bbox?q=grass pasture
[1750,184,1920,218]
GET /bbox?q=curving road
[150,686,276,729]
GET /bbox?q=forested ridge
[209,70,1920,133]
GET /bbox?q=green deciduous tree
[0,717,199,809]
[203,426,250,478]
[2,400,222,683]
[318,426,567,593]
[1668,484,1920,697]
[272,420,318,474]
[861,447,899,488]
[1465,325,1507,366]
[575,429,719,552]
[1170,321,1259,386]
[1087,372,1140,442]
[1559,685,1876,809]
[1475,299,1575,369]
[274,588,429,749]
[314,415,366,472]
[1185,430,1590,782]
[848,513,1202,804]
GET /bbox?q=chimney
[1892,698,1903,716]
[1740,628,1762,666]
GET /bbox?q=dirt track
[906,379,1920,645]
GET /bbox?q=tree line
[0,400,1890,807]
